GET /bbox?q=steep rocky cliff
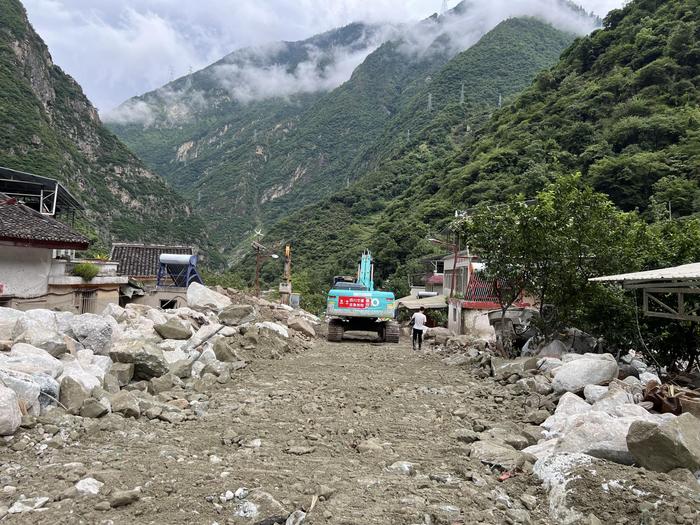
[0,0,211,255]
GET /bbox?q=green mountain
[245,16,579,293]
[259,0,700,301]
[107,22,396,255]
[109,1,598,261]
[0,0,211,255]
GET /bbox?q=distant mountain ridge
[0,0,212,255]
[107,0,599,262]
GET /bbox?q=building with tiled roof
[110,243,194,280]
[0,193,89,250]
[0,177,126,313]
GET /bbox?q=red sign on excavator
[338,296,369,309]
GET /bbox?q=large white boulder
[529,403,672,465]
[186,323,223,351]
[69,314,115,355]
[1,343,64,378]
[552,353,618,394]
[0,367,41,415]
[255,322,289,339]
[0,307,24,340]
[0,385,21,435]
[102,303,127,323]
[186,282,231,312]
[58,355,103,392]
[12,309,71,357]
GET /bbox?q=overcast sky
[23,0,625,113]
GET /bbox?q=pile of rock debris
[433,329,700,523]
[0,283,320,438]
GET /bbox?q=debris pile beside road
[435,327,700,523]
[0,282,320,440]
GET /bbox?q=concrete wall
[10,287,120,314]
[447,300,496,339]
[462,309,495,339]
[0,245,51,297]
[128,288,188,309]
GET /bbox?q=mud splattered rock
[110,390,141,418]
[109,487,141,507]
[284,446,315,456]
[552,354,618,394]
[0,385,21,435]
[287,317,316,338]
[154,318,191,340]
[108,362,134,386]
[219,304,256,326]
[451,428,479,444]
[356,438,384,453]
[80,397,110,418]
[387,461,417,476]
[59,376,90,414]
[491,356,538,380]
[470,441,535,470]
[627,413,700,472]
[110,341,169,380]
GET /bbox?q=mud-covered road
[2,339,698,524]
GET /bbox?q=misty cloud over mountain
[24,0,622,113]
[103,0,603,126]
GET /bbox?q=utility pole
[428,92,433,112]
[252,240,278,297]
[460,82,465,105]
[279,244,292,305]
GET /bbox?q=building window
[76,290,96,314]
[160,299,178,309]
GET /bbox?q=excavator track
[383,321,400,343]
[327,319,344,342]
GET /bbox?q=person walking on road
[410,306,428,351]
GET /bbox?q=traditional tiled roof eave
[0,193,89,250]
[109,243,194,278]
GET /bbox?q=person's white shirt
[411,311,427,331]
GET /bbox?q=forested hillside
[240,0,700,307]
[0,0,211,254]
[107,22,397,254]
[109,1,597,260]
[243,17,578,297]
[368,0,700,288]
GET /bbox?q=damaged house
[0,168,127,312]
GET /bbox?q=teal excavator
[325,250,400,343]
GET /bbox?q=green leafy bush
[72,262,100,281]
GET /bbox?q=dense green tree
[458,174,646,341]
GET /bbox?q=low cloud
[211,31,392,104]
[23,1,623,115]
[398,0,601,58]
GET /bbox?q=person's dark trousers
[412,328,423,350]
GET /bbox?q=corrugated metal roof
[0,166,83,211]
[590,263,700,283]
[396,295,447,310]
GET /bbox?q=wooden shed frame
[591,263,700,323]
